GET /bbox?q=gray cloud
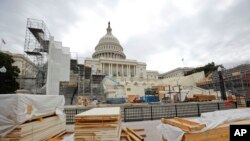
[0,0,249,72]
[123,0,250,71]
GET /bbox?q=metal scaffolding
[197,64,250,100]
[24,18,50,94]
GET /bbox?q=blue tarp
[140,95,159,103]
[106,98,126,104]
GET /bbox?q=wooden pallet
[2,115,66,141]
[161,117,206,132]
[74,107,121,141]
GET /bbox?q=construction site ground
[65,120,162,141]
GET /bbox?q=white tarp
[157,108,250,141]
[46,36,70,95]
[0,94,65,137]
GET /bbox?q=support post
[175,104,178,117]
[218,69,226,100]
[151,106,153,120]
[197,103,200,116]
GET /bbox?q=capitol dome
[92,22,126,59]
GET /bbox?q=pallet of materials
[0,94,65,137]
[74,107,121,141]
[1,115,66,141]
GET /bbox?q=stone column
[109,64,110,76]
[126,65,128,77]
[103,63,105,74]
[128,65,130,77]
[122,64,124,77]
[135,66,136,76]
[101,63,103,73]
[102,63,105,73]
[111,63,113,76]
[133,65,135,77]
[116,64,118,76]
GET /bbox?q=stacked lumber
[2,115,66,141]
[161,118,250,141]
[183,119,250,141]
[193,94,216,101]
[127,95,140,103]
[161,117,206,132]
[74,107,121,141]
[77,96,89,106]
[120,128,146,141]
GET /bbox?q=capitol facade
[84,22,159,82]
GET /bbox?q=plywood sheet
[76,107,120,117]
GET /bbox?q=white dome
[92,22,126,59]
[99,34,120,44]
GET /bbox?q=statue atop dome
[107,21,112,34]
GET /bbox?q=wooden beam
[127,128,144,141]
[122,128,141,141]
[161,118,205,132]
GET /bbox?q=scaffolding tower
[24,18,50,94]
[90,74,106,101]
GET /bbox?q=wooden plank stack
[161,117,206,132]
[1,115,66,141]
[193,94,216,101]
[183,119,250,141]
[74,107,121,141]
[161,118,250,141]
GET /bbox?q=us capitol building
[83,23,206,99]
[85,22,159,83]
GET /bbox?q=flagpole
[0,38,6,52]
[0,40,2,52]
[182,58,185,68]
[182,58,185,76]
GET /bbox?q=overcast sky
[0,0,250,73]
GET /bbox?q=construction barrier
[64,101,237,124]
